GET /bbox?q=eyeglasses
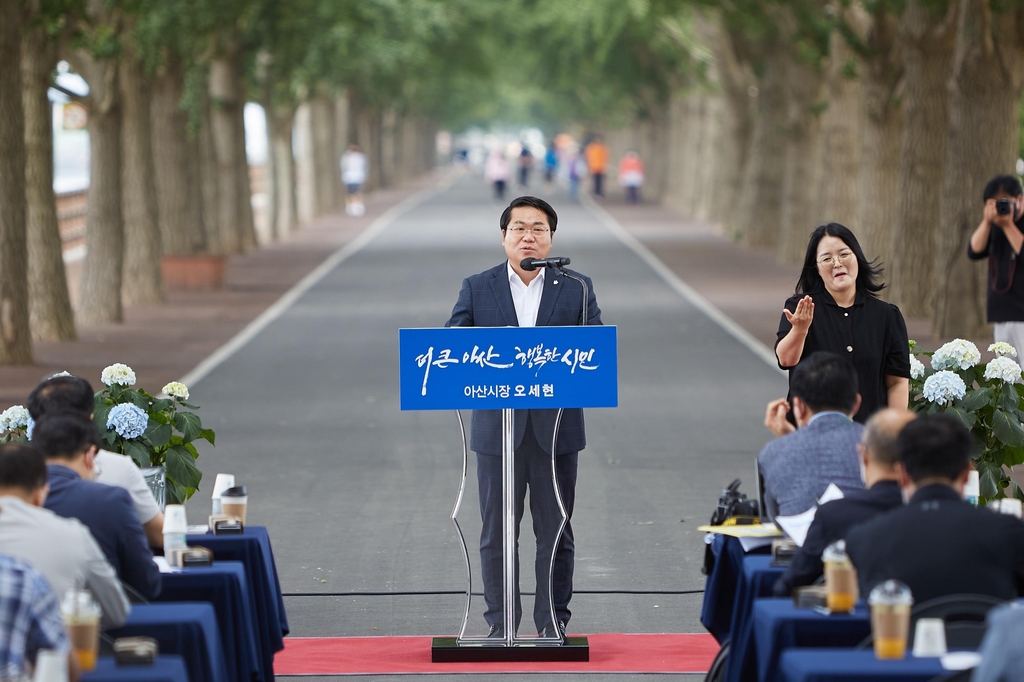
[507,226,551,237]
[817,251,855,268]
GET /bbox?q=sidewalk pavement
[0,172,443,407]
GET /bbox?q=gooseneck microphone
[520,257,571,271]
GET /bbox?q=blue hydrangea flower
[922,370,967,406]
[106,403,149,440]
[26,417,34,441]
[0,406,29,433]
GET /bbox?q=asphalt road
[184,174,787,678]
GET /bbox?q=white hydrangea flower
[922,370,967,405]
[0,405,30,433]
[931,339,982,371]
[989,342,1018,358]
[162,382,190,400]
[984,356,1022,384]
[910,355,926,381]
[26,417,34,441]
[101,363,137,387]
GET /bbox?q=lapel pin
[553,280,559,285]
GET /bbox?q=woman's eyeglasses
[817,251,854,268]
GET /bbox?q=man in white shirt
[0,442,130,629]
[28,375,165,547]
[341,144,368,216]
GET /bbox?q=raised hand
[783,295,814,334]
[764,398,795,437]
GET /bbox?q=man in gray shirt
[758,352,865,519]
[0,442,129,629]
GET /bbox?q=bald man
[774,408,916,595]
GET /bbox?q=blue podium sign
[399,326,618,410]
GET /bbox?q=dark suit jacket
[774,480,903,596]
[45,464,162,600]
[446,261,602,455]
[846,484,1024,604]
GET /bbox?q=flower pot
[161,254,226,291]
[141,465,166,511]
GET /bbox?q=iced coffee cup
[220,485,248,524]
[868,580,913,660]
[822,540,858,613]
[60,590,101,671]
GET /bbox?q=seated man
[34,413,161,601]
[847,414,1024,603]
[0,442,130,628]
[773,408,913,595]
[758,351,865,518]
[0,553,79,681]
[28,374,164,547]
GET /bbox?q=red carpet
[275,633,719,675]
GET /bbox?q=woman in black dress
[771,223,910,427]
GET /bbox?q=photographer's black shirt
[967,217,1024,323]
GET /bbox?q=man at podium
[446,196,602,639]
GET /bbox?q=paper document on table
[774,506,817,547]
[818,483,845,505]
[738,536,776,552]
[153,556,181,574]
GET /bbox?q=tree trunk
[310,93,336,216]
[816,31,864,235]
[334,94,349,206]
[197,93,219,252]
[934,2,1024,338]
[888,0,959,317]
[21,25,75,341]
[233,82,255,251]
[738,43,787,248]
[210,51,244,254]
[152,52,206,256]
[368,106,384,190]
[294,102,316,224]
[119,52,163,305]
[777,56,825,265]
[849,4,903,265]
[72,49,124,326]
[271,106,297,235]
[0,0,32,364]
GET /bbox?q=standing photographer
[969,175,1024,351]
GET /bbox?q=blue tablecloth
[109,602,228,682]
[753,599,872,682]
[188,526,289,680]
[156,562,261,682]
[779,649,952,682]
[83,655,189,682]
[700,534,773,644]
[723,557,787,682]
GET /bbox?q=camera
[996,198,1014,216]
[709,478,759,525]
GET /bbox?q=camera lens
[996,198,1012,216]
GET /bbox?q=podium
[400,325,618,662]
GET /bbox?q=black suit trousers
[477,414,577,633]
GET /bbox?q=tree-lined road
[183,175,785,652]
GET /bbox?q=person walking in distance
[485,149,511,201]
[341,144,368,216]
[584,137,609,198]
[618,151,645,204]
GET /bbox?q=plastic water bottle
[964,471,980,506]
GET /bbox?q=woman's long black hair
[795,223,885,298]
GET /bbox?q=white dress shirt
[507,261,545,327]
[95,450,161,524]
[0,495,130,629]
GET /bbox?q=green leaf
[174,412,202,443]
[151,398,174,413]
[149,411,171,426]
[977,461,1003,499]
[165,445,203,489]
[961,387,994,412]
[145,423,173,448]
[123,440,151,468]
[184,442,199,460]
[130,392,151,411]
[992,409,1024,448]
[1001,384,1021,412]
[947,406,976,430]
[93,402,112,433]
[165,481,187,506]
[199,428,216,446]
[181,401,200,410]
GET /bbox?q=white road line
[178,180,448,389]
[582,197,785,375]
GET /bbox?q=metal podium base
[431,636,590,662]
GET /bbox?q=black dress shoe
[487,624,504,638]
[539,620,567,639]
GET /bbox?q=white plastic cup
[912,618,947,657]
[220,485,248,524]
[211,473,235,515]
[33,649,68,682]
[964,471,980,506]
[163,504,188,534]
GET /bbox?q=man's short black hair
[32,413,101,461]
[27,375,94,420]
[897,414,972,482]
[500,196,558,233]
[789,351,859,413]
[983,175,1023,202]
[0,443,47,492]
